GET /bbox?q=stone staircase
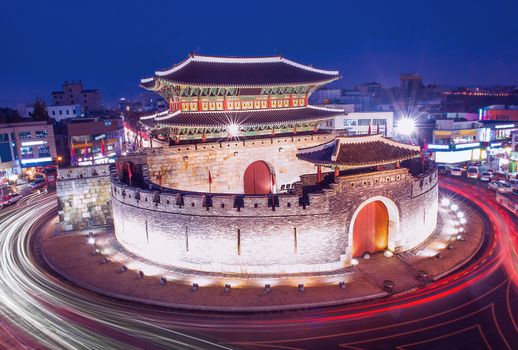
[355,253,421,293]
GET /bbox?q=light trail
[0,176,515,349]
[0,192,232,350]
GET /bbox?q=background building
[0,121,57,182]
[18,103,82,121]
[320,111,394,137]
[51,81,102,114]
[66,117,124,166]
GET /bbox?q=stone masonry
[141,134,334,194]
[112,164,438,274]
[57,164,113,231]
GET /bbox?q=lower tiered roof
[297,134,421,169]
[140,106,342,129]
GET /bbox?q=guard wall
[57,164,113,231]
[112,166,438,274]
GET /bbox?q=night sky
[1,0,517,107]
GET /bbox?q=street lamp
[57,156,63,168]
[396,117,416,136]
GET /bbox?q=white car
[497,181,513,194]
[450,167,463,176]
[488,181,501,191]
[467,166,479,179]
[480,172,492,182]
[489,181,513,193]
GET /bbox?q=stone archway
[348,196,400,258]
[243,161,273,194]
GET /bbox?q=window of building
[358,119,371,126]
[66,110,69,115]
[344,119,357,126]
[0,134,9,143]
[104,120,112,126]
[373,119,386,125]
[36,130,48,138]
[52,111,56,115]
[38,145,51,158]
[20,146,33,158]
[18,131,31,139]
[59,110,62,115]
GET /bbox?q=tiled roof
[140,106,343,128]
[141,54,340,88]
[297,134,421,168]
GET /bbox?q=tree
[32,99,48,121]
[0,107,22,123]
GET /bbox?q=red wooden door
[352,201,389,257]
[244,161,271,194]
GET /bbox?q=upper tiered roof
[141,54,340,89]
[297,134,421,169]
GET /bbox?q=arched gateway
[349,196,400,258]
[244,161,272,194]
[352,201,389,257]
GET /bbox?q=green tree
[32,99,48,121]
[0,107,22,123]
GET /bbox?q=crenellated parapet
[111,163,438,274]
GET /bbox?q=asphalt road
[0,177,516,350]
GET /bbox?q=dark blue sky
[1,0,517,107]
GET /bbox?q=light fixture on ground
[338,281,346,289]
[384,250,394,258]
[191,283,199,292]
[383,280,395,293]
[298,284,304,292]
[450,204,459,211]
[120,265,127,273]
[441,198,450,206]
[160,277,167,285]
[351,259,359,266]
[224,284,231,293]
[137,270,144,279]
[264,284,271,293]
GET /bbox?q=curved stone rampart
[112,166,438,275]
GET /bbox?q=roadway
[0,176,516,349]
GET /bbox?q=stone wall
[112,166,438,274]
[141,134,334,194]
[57,164,113,231]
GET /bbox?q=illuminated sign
[428,144,450,150]
[21,140,47,146]
[455,142,480,150]
[94,134,106,140]
[435,150,473,164]
[490,142,502,148]
[494,124,515,129]
[20,157,52,165]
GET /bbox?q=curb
[42,248,388,312]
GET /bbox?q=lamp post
[57,156,63,168]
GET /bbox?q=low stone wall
[112,167,438,274]
[57,165,113,231]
